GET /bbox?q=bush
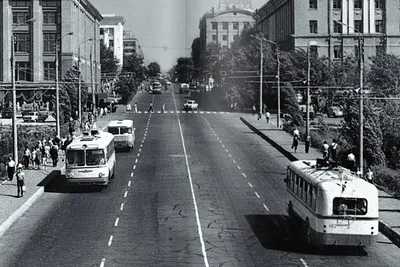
[374,166,400,197]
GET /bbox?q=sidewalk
[0,107,124,238]
[240,113,400,248]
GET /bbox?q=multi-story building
[0,0,102,105]
[254,0,398,62]
[199,6,255,53]
[100,14,125,67]
[123,30,143,58]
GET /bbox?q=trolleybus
[106,120,135,151]
[65,129,116,187]
[285,160,379,246]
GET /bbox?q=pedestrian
[330,139,338,162]
[322,141,329,159]
[252,104,256,116]
[31,147,37,170]
[16,166,25,198]
[53,135,61,148]
[293,127,300,139]
[50,143,59,167]
[162,103,165,113]
[292,135,299,153]
[35,147,42,170]
[100,107,104,118]
[68,118,74,137]
[263,104,267,115]
[347,152,356,172]
[104,106,108,115]
[365,167,374,184]
[148,101,153,113]
[265,111,270,123]
[7,157,16,181]
[23,146,31,170]
[305,135,311,153]
[134,102,138,113]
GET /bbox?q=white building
[100,14,126,67]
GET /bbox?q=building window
[309,20,318,34]
[334,21,342,33]
[15,62,31,81]
[10,1,32,7]
[43,62,55,80]
[43,12,56,24]
[333,0,342,9]
[43,33,56,52]
[108,28,114,36]
[41,0,61,7]
[100,28,104,35]
[212,34,217,41]
[354,0,362,8]
[14,33,30,53]
[233,22,238,30]
[334,45,342,59]
[222,34,227,41]
[222,22,228,30]
[309,0,317,9]
[310,45,318,57]
[376,20,384,33]
[13,12,29,24]
[354,20,363,33]
[211,22,217,30]
[376,45,384,55]
[109,40,114,49]
[375,0,384,9]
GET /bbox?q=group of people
[126,102,166,113]
[252,103,270,123]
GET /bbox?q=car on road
[189,82,197,91]
[183,100,198,110]
[327,106,344,118]
[23,111,39,122]
[152,81,162,94]
[180,83,189,94]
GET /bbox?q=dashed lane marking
[300,258,308,267]
[130,172,134,177]
[114,218,119,227]
[222,144,225,148]
[128,181,131,187]
[100,258,106,267]
[139,148,142,152]
[233,160,236,164]
[225,149,229,153]
[133,165,136,170]
[108,236,113,246]
[124,191,128,198]
[248,182,253,188]
[120,203,124,211]
[137,153,140,157]
[135,159,138,163]
[255,192,260,199]
[237,165,241,170]
[263,203,269,211]
[242,173,247,178]
[229,154,232,158]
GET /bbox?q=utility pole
[90,46,95,112]
[306,46,310,138]
[259,40,263,117]
[359,34,364,174]
[277,47,281,128]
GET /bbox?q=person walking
[252,104,256,116]
[347,152,356,172]
[162,103,165,113]
[305,135,311,153]
[15,166,25,197]
[148,101,153,113]
[35,147,41,170]
[265,111,270,123]
[7,157,16,181]
[134,102,138,113]
[365,167,374,184]
[50,143,59,167]
[23,146,31,170]
[292,135,299,153]
[330,139,338,162]
[31,147,37,170]
[322,141,329,159]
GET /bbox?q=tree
[123,52,146,81]
[100,42,119,77]
[115,76,137,105]
[147,62,161,77]
[175,57,193,83]
[368,53,400,96]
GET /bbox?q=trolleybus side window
[333,197,367,215]
[120,127,132,134]
[106,140,115,159]
[287,169,317,211]
[296,175,300,195]
[304,182,308,203]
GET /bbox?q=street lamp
[11,17,35,164]
[335,20,364,174]
[55,31,74,138]
[78,38,93,125]
[306,41,319,139]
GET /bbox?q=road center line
[130,172,134,177]
[242,173,247,178]
[124,191,128,198]
[300,258,308,267]
[233,160,236,164]
[137,153,140,157]
[229,154,232,157]
[120,203,124,211]
[173,93,209,267]
[222,144,225,148]
[108,236,113,246]
[237,165,241,170]
[225,149,229,153]
[139,148,142,152]
[128,181,131,187]
[100,258,106,267]
[255,192,260,198]
[114,218,119,227]
[135,159,138,163]
[133,165,136,169]
[248,182,253,188]
[263,203,269,211]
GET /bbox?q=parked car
[183,100,198,110]
[327,106,344,118]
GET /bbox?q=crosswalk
[126,110,231,114]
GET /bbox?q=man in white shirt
[7,157,16,181]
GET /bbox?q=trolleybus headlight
[66,173,74,178]
[99,173,104,178]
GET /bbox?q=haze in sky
[91,0,267,71]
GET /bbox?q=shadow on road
[40,171,103,193]
[245,214,368,256]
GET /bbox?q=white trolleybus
[106,120,135,151]
[65,129,116,187]
[285,160,379,246]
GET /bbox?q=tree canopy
[100,42,119,77]
[147,62,161,77]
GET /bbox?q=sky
[91,0,268,71]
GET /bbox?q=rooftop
[100,14,126,26]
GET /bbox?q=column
[363,0,369,33]
[1,1,11,82]
[342,0,348,34]
[32,0,43,81]
[369,0,375,33]
[348,0,355,33]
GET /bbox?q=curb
[240,116,400,248]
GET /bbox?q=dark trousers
[305,141,310,153]
[148,107,153,112]
[52,157,58,167]
[7,167,15,181]
[17,180,24,197]
[23,155,30,169]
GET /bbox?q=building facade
[100,14,125,67]
[199,6,255,53]
[123,30,143,58]
[0,0,102,105]
[254,0,399,62]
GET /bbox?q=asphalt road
[0,85,400,266]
